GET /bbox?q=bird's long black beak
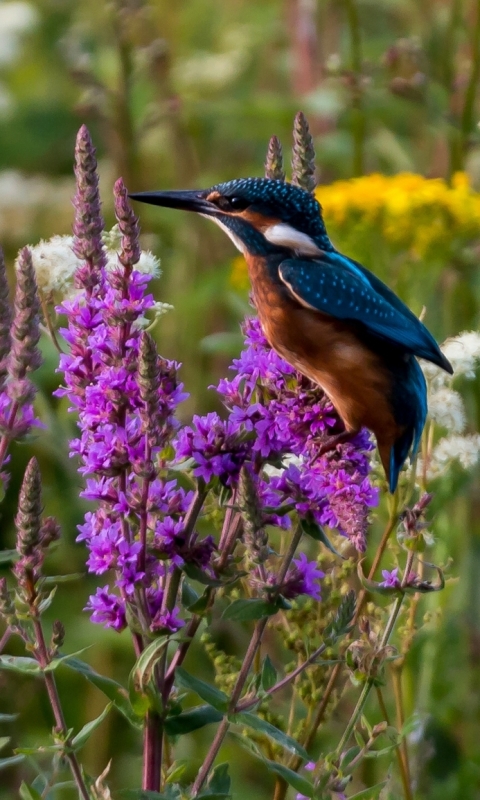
[129,189,217,216]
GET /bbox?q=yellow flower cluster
[318,171,480,259]
[230,171,480,289]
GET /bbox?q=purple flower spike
[6,247,42,412]
[0,247,12,392]
[114,177,141,269]
[59,129,195,633]
[72,124,107,289]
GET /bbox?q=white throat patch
[201,214,246,254]
[263,223,323,257]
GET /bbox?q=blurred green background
[1,0,480,798]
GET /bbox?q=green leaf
[340,745,361,769]
[0,737,10,753]
[198,762,231,799]
[0,754,25,770]
[0,656,41,675]
[348,780,388,799]
[175,668,229,712]
[181,580,199,609]
[37,586,57,615]
[60,657,141,728]
[262,759,313,797]
[165,704,223,735]
[0,549,18,565]
[221,599,278,622]
[301,518,344,559]
[182,564,223,587]
[45,646,93,672]
[71,703,112,750]
[19,783,43,800]
[42,573,85,585]
[260,655,277,691]
[133,637,171,689]
[187,588,212,615]
[233,712,308,759]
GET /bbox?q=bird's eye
[215,195,250,212]
[228,196,249,210]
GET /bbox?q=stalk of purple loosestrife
[54,126,380,794]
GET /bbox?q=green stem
[454,0,480,172]
[335,549,415,756]
[345,0,365,175]
[191,524,305,796]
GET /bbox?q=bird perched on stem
[130,115,452,492]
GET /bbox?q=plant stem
[345,0,365,175]
[32,618,91,800]
[274,502,401,800]
[334,549,415,756]
[306,503,400,744]
[236,642,327,712]
[376,687,412,800]
[458,0,480,169]
[143,711,163,793]
[391,664,413,800]
[191,523,305,796]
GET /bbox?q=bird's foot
[309,430,358,464]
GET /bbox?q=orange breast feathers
[245,253,400,474]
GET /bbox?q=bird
[130,177,453,492]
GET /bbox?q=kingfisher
[130,178,453,492]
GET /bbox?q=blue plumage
[278,255,450,371]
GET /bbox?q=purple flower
[281,553,324,601]
[86,587,126,631]
[150,606,185,633]
[380,568,401,589]
[175,412,250,485]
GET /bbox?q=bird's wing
[278,255,452,372]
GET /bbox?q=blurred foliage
[1,0,480,798]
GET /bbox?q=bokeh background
[1,0,480,798]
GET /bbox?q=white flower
[440,331,480,378]
[26,229,161,295]
[133,301,173,330]
[434,434,480,469]
[420,433,480,480]
[428,387,466,433]
[25,235,79,294]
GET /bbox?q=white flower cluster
[420,331,480,481]
[24,229,161,296]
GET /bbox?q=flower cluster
[319,171,480,259]
[419,331,480,481]
[177,315,378,552]
[56,127,201,633]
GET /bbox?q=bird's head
[130,177,331,258]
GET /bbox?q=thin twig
[236,642,327,712]
[191,523,305,796]
[334,549,415,756]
